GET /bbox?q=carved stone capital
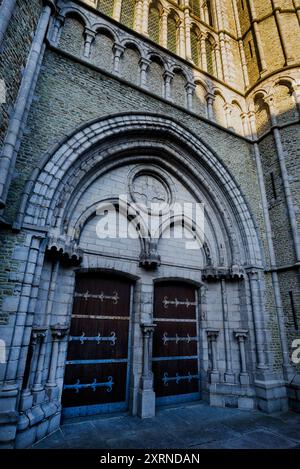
[206,329,219,341]
[140,323,156,336]
[31,326,48,343]
[46,235,83,266]
[234,329,249,341]
[50,324,69,340]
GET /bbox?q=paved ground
[33,401,300,449]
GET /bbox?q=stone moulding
[46,235,83,265]
[202,265,245,281]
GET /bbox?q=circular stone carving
[129,169,172,214]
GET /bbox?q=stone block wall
[0,0,42,147]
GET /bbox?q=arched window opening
[190,0,201,18]
[149,5,160,44]
[206,0,214,27]
[205,38,214,75]
[191,29,200,67]
[167,13,178,54]
[97,0,114,17]
[120,0,135,29]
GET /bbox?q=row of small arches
[57,14,246,133]
[95,0,218,76]
[55,14,299,137]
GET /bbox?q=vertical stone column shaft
[0,0,17,46]
[247,270,268,370]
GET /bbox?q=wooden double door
[62,273,132,417]
[152,282,201,405]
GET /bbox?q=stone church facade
[0,0,299,449]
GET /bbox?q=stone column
[206,329,220,383]
[247,0,267,74]
[231,0,249,87]
[206,92,215,121]
[45,324,69,400]
[246,269,268,370]
[185,83,195,112]
[32,328,48,403]
[0,0,17,46]
[178,23,185,59]
[266,96,300,263]
[19,327,47,411]
[113,44,125,75]
[221,279,235,383]
[138,323,156,418]
[234,330,250,385]
[241,112,250,137]
[139,57,150,89]
[200,33,207,72]
[51,14,64,44]
[224,103,233,130]
[203,2,209,24]
[113,0,122,22]
[141,0,149,36]
[83,28,95,59]
[273,5,294,65]
[135,0,143,33]
[249,112,295,381]
[163,71,173,101]
[214,44,223,80]
[184,6,192,61]
[161,10,168,48]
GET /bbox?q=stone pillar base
[255,377,288,413]
[224,372,235,384]
[0,386,19,448]
[286,375,300,412]
[210,371,220,384]
[137,388,156,419]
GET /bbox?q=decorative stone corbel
[46,235,83,266]
[139,239,161,270]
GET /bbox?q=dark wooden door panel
[62,362,127,408]
[153,282,200,400]
[153,322,198,357]
[154,282,197,319]
[63,273,131,415]
[67,318,129,360]
[153,359,199,397]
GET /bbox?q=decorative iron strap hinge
[162,372,199,386]
[162,332,198,345]
[74,290,119,304]
[69,332,117,346]
[162,296,196,309]
[64,377,114,393]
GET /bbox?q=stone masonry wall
[0,0,42,147]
